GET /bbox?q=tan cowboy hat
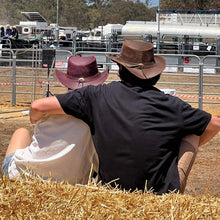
[55,56,109,90]
[106,40,166,79]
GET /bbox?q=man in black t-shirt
[29,40,220,194]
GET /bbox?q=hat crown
[120,40,155,64]
[55,55,109,90]
[106,40,166,79]
[67,56,98,79]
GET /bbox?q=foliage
[1,0,154,29]
[1,0,220,30]
[103,0,155,24]
[60,0,89,28]
[160,0,220,10]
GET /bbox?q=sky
[149,0,159,7]
[140,0,159,8]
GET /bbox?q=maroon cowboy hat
[55,56,109,90]
[106,40,166,79]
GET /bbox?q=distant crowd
[0,24,19,43]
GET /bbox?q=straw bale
[0,175,219,219]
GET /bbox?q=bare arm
[199,115,220,146]
[30,96,65,124]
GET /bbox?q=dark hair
[118,65,160,88]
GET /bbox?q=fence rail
[0,47,220,114]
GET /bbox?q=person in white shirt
[1,56,109,185]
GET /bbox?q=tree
[59,0,89,28]
[1,0,156,30]
[161,0,220,10]
[86,0,110,8]
[102,0,154,25]
[2,0,26,25]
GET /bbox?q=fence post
[72,30,77,56]
[178,37,183,72]
[106,37,111,70]
[216,38,220,74]
[198,58,203,110]
[12,53,16,106]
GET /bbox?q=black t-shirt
[11,29,19,39]
[56,81,211,194]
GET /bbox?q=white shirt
[8,115,99,185]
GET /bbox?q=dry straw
[0,174,219,219]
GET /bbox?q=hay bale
[0,176,219,219]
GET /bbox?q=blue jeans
[1,153,15,176]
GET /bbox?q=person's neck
[122,81,154,89]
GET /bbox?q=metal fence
[0,47,220,114]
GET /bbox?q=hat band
[126,61,155,69]
[68,71,103,83]
[76,77,85,89]
[78,77,85,83]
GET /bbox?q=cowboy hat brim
[55,68,109,90]
[106,54,166,79]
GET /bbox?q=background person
[59,33,67,41]
[0,26,5,38]
[0,26,5,44]
[9,26,19,40]
[4,24,12,38]
[59,33,69,47]
[1,56,109,185]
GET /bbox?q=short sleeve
[181,101,211,136]
[55,87,93,127]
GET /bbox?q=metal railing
[0,47,220,112]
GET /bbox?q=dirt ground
[0,70,219,196]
